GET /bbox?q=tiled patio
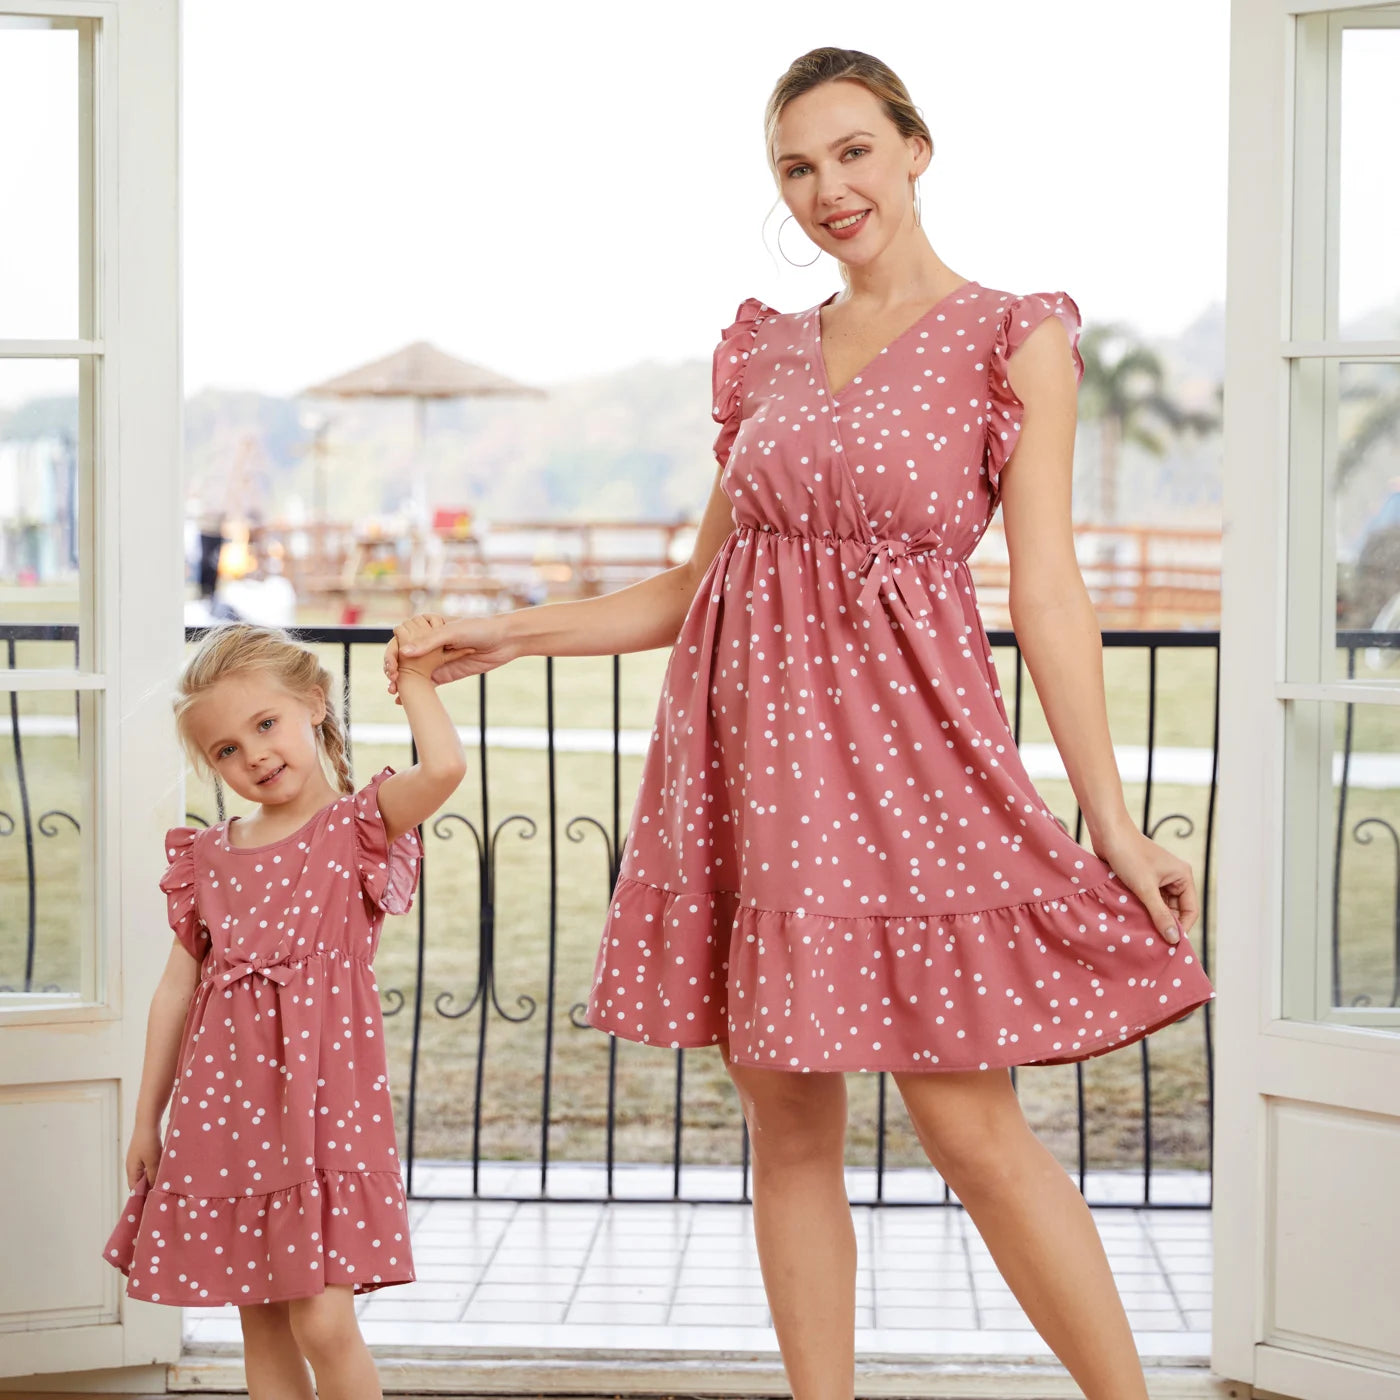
[181,1165,1213,1369]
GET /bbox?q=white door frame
[1216,2,1400,1396]
[0,0,184,1384]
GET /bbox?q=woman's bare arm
[998,316,1138,852]
[387,467,738,689]
[997,317,1196,942]
[510,468,736,658]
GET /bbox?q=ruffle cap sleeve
[985,289,1085,501]
[711,295,774,471]
[353,765,423,916]
[158,825,208,962]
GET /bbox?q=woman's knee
[287,1287,359,1361]
[893,1068,1031,1186]
[723,1048,847,1169]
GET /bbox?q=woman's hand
[125,1121,162,1190]
[385,614,517,699]
[1091,825,1196,945]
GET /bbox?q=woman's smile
[822,208,871,238]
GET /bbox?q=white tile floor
[181,1165,1212,1363]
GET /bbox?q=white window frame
[1274,6,1400,1032]
[1,1,116,1021]
[0,0,184,1381]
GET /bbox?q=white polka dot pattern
[101,765,422,1304]
[584,285,1215,1072]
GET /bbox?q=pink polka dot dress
[585,282,1216,1072]
[102,766,420,1303]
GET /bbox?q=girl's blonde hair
[173,623,353,795]
[763,47,934,288]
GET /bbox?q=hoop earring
[913,180,923,229]
[777,213,821,268]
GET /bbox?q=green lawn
[4,623,1397,1181]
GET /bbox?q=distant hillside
[14,296,1354,529]
[179,305,1241,529]
[175,354,719,527]
[9,293,1397,533]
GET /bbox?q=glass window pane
[1290,359,1400,684]
[1283,696,1400,1032]
[0,18,81,340]
[0,688,95,1006]
[1338,27,1400,339]
[1332,361,1400,673]
[0,359,83,663]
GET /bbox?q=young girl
[103,616,464,1400]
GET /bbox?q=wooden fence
[245,518,1223,629]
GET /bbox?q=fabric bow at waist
[204,951,301,989]
[857,537,953,618]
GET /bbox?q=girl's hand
[1091,826,1196,945]
[125,1122,162,1190]
[385,615,517,699]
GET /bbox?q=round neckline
[221,796,343,853]
[814,279,980,401]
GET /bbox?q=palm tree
[1077,322,1220,526]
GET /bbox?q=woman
[386,46,1215,1400]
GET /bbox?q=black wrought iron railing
[17,620,1394,1211]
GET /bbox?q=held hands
[1090,825,1196,946]
[389,614,455,689]
[125,1121,162,1190]
[383,613,516,699]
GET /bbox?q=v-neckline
[814,279,979,403]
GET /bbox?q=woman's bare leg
[287,1284,382,1400]
[723,1045,856,1400]
[238,1300,315,1400]
[894,1067,1149,1400]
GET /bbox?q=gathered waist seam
[734,522,970,565]
[200,949,374,984]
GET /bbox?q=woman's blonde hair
[763,47,934,287]
[173,623,353,795]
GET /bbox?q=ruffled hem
[586,872,1215,1074]
[159,824,211,963]
[984,289,1086,504]
[354,766,422,916]
[102,1167,414,1305]
[711,295,776,471]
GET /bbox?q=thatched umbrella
[301,340,547,523]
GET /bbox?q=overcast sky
[2,1,1393,409]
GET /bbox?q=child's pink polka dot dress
[585,283,1216,1072]
[102,766,420,1303]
